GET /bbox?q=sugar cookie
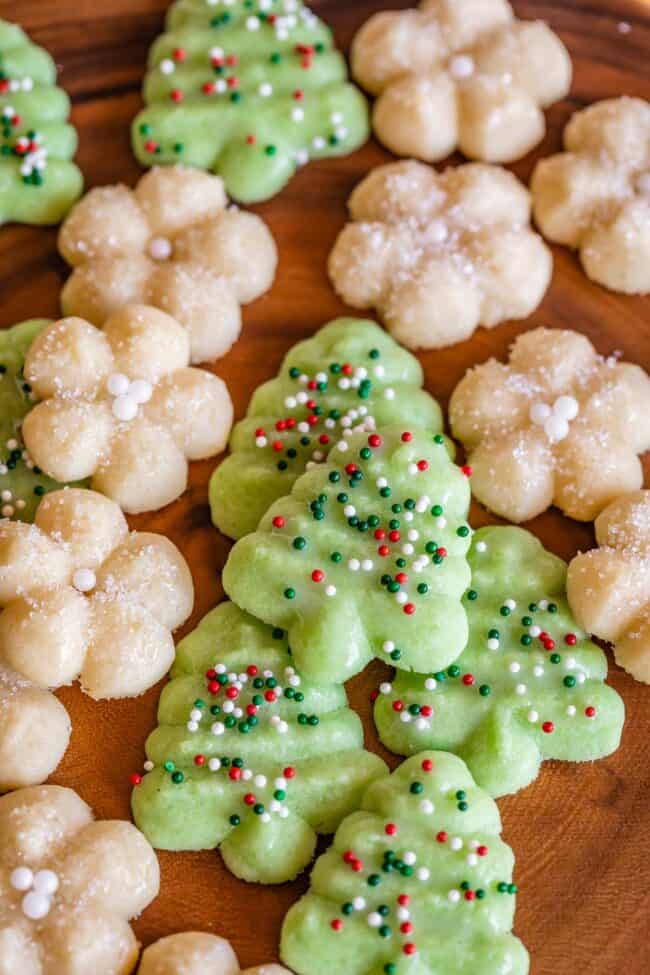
[223,425,472,684]
[58,166,277,362]
[532,97,650,294]
[329,161,551,349]
[131,1,368,203]
[375,527,625,797]
[0,318,85,523]
[0,785,159,975]
[22,306,233,513]
[210,317,443,539]
[281,751,529,975]
[0,667,71,792]
[351,0,570,164]
[449,327,650,522]
[568,491,650,684]
[131,602,387,884]
[0,19,82,225]
[0,488,194,699]
[139,932,290,975]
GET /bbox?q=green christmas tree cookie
[223,425,472,684]
[131,601,387,884]
[374,527,625,797]
[281,751,529,975]
[131,0,369,203]
[0,20,82,224]
[210,318,443,540]
[0,319,83,521]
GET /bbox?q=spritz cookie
[131,602,386,884]
[351,0,570,163]
[0,19,82,224]
[210,317,443,538]
[0,318,84,523]
[374,527,625,797]
[58,166,277,362]
[0,785,159,975]
[22,306,233,514]
[131,0,369,203]
[0,667,71,792]
[223,425,472,684]
[0,488,194,700]
[281,751,528,975]
[568,491,650,683]
[449,327,650,522]
[328,161,551,349]
[139,932,290,975]
[532,97,650,294]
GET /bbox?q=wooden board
[1,1,649,972]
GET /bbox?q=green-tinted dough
[0,20,82,224]
[223,424,472,684]
[210,318,443,540]
[0,319,84,522]
[131,0,369,202]
[374,527,625,797]
[281,750,529,975]
[131,601,387,884]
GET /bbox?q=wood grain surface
[1,1,649,972]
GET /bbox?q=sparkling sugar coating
[0,666,71,793]
[0,19,82,224]
[449,327,650,523]
[209,317,443,539]
[21,305,234,514]
[139,932,291,975]
[351,0,571,164]
[281,751,528,975]
[374,526,624,797]
[531,97,650,294]
[131,601,386,884]
[568,491,650,684]
[131,0,369,203]
[0,785,159,975]
[58,165,277,363]
[328,161,551,350]
[0,488,194,700]
[223,424,472,684]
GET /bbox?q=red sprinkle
[246,134,257,145]
[331,919,342,932]
[464,890,475,902]
[385,823,397,836]
[397,894,410,906]
[392,700,404,712]
[585,706,596,718]
[194,755,205,766]
[225,686,239,700]
[565,633,577,646]
[311,569,325,583]
[368,434,382,448]
[170,89,183,102]
[404,603,416,615]
[542,721,554,734]
[244,793,256,806]
[247,665,258,677]
[173,47,186,61]
[417,460,428,471]
[272,515,285,528]
[283,766,296,779]
[129,773,142,786]
[401,432,413,442]
[403,944,416,956]
[378,545,390,557]
[421,759,434,772]
[229,768,242,781]
[462,674,474,686]
[436,831,448,843]
[477,845,488,856]
[461,465,472,477]
[401,922,413,935]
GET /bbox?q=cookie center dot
[529,395,579,442]
[108,373,154,422]
[73,568,97,593]
[11,867,59,920]
[148,236,173,261]
[449,55,475,80]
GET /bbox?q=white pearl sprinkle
[112,394,139,422]
[325,585,337,597]
[211,722,225,736]
[417,867,430,881]
[566,705,577,716]
[509,662,521,673]
[515,683,527,696]
[449,54,474,78]
[450,837,463,851]
[475,541,487,553]
[448,889,461,903]
[72,568,96,593]
[208,758,221,771]
[10,867,33,892]
[22,891,51,920]
[367,912,382,928]
[107,373,130,396]
[527,710,539,723]
[353,896,366,910]
[148,236,173,261]
[32,870,58,896]
[420,798,434,814]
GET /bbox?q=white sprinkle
[509,662,521,674]
[527,710,539,723]
[515,684,527,696]
[475,541,487,553]
[72,568,96,593]
[450,837,463,851]
[420,798,434,814]
[448,889,461,903]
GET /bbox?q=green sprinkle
[284,588,296,599]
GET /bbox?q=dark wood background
[1,1,649,972]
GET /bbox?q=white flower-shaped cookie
[58,166,278,363]
[329,160,551,349]
[532,97,650,294]
[0,488,193,700]
[449,327,650,523]
[0,668,70,793]
[139,932,290,975]
[0,785,159,975]
[21,305,233,514]
[568,491,650,683]
[351,0,571,163]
